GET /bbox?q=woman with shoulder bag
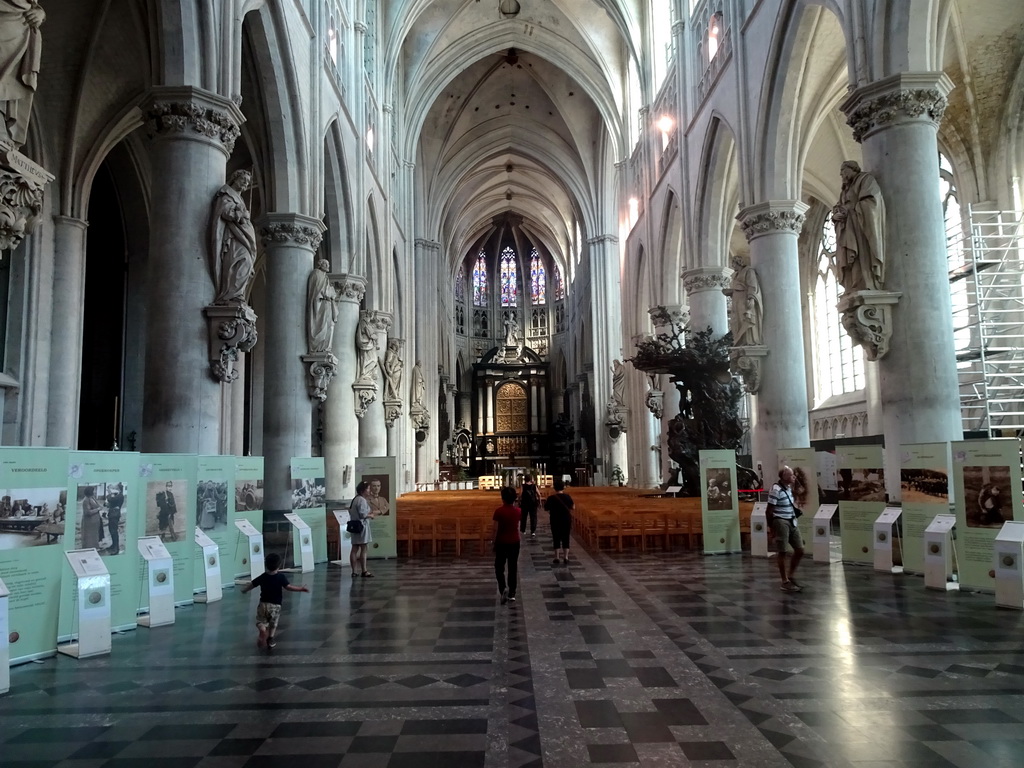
[348,481,376,578]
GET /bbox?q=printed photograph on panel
[146,479,187,542]
[235,478,264,512]
[361,474,391,516]
[74,483,126,555]
[963,465,1013,529]
[0,487,68,550]
[837,468,886,502]
[704,467,732,510]
[790,465,813,510]
[196,479,229,532]
[291,477,326,509]
[900,468,949,504]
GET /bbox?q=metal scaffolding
[954,208,1024,436]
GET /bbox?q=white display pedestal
[924,514,959,591]
[750,503,771,558]
[873,507,904,574]
[812,504,839,563]
[284,513,315,573]
[665,485,682,498]
[0,577,9,694]
[194,527,222,604]
[331,509,353,566]
[993,521,1024,609]
[137,536,175,628]
[234,518,265,583]
[58,549,112,659]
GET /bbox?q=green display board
[290,457,327,563]
[139,454,197,605]
[698,450,740,554]
[233,456,264,578]
[355,456,397,559]
[951,439,1023,590]
[837,445,885,564]
[899,443,951,574]
[0,447,69,661]
[194,455,236,592]
[59,451,142,637]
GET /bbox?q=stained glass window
[500,247,518,307]
[530,250,546,305]
[554,266,565,301]
[472,251,487,306]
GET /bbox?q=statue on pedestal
[382,338,404,402]
[725,259,763,346]
[832,160,886,293]
[0,1,45,147]
[610,359,625,406]
[306,259,340,353]
[503,315,519,347]
[208,170,257,306]
[355,310,380,384]
[410,360,425,408]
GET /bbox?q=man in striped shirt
[767,466,804,592]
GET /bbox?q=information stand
[873,507,904,574]
[924,514,959,591]
[234,518,264,583]
[137,537,175,628]
[750,503,770,558]
[193,527,222,604]
[812,504,839,563]
[331,509,353,566]
[58,549,111,659]
[665,485,682,498]
[0,577,9,694]
[284,513,315,573]
[993,521,1024,609]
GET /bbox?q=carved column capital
[0,145,52,253]
[736,200,809,242]
[840,72,953,143]
[682,267,731,296]
[259,213,326,251]
[143,87,244,156]
[331,273,366,304]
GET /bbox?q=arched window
[813,211,864,402]
[326,4,340,65]
[941,153,971,353]
[500,246,518,307]
[472,251,487,306]
[651,1,674,92]
[530,249,546,305]
[554,266,565,301]
[707,12,723,61]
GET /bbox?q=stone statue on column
[610,359,626,406]
[0,1,45,148]
[409,360,430,430]
[832,160,900,360]
[0,1,51,256]
[382,337,405,428]
[203,169,258,383]
[724,259,762,346]
[208,170,257,306]
[307,259,340,353]
[355,310,380,385]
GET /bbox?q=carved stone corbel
[203,303,258,383]
[410,403,431,431]
[383,399,403,428]
[0,141,52,254]
[645,387,664,420]
[605,402,628,439]
[729,345,769,394]
[837,290,901,360]
[353,381,377,418]
[301,352,338,402]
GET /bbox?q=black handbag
[346,518,363,535]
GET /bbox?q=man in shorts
[767,466,804,592]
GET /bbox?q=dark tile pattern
[3,526,1024,767]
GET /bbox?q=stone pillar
[259,214,325,510]
[357,310,392,457]
[737,201,811,473]
[682,267,730,338]
[141,88,243,454]
[841,73,962,498]
[324,275,365,499]
[46,216,88,447]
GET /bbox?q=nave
[4,536,1024,768]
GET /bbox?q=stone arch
[323,119,355,273]
[362,196,385,309]
[694,115,740,270]
[656,189,683,306]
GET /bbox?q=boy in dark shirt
[492,486,522,605]
[241,552,309,649]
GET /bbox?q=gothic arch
[323,119,355,273]
[656,189,682,306]
[694,115,740,270]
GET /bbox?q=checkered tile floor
[4,531,1024,767]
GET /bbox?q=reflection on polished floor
[4,532,1024,767]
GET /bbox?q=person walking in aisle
[767,466,805,592]
[545,478,574,565]
[493,486,521,604]
[519,473,540,539]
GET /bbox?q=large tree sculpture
[629,324,746,495]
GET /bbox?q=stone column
[46,216,88,447]
[141,88,243,454]
[357,310,392,457]
[259,214,325,510]
[737,201,811,472]
[682,267,730,338]
[324,275,365,499]
[840,73,962,498]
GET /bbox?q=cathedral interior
[2,0,1024,765]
